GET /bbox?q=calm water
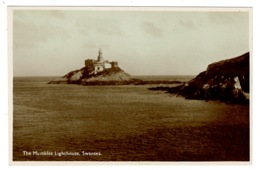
[13,76,250,161]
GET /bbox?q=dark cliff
[150,52,250,103]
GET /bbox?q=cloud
[75,17,124,37]
[179,19,196,30]
[207,12,237,25]
[12,10,249,76]
[140,21,163,37]
[49,11,66,19]
[13,13,72,49]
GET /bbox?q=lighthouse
[84,49,119,74]
[97,48,104,62]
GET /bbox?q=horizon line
[13,74,197,78]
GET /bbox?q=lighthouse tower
[84,48,119,74]
[97,48,104,62]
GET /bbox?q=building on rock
[85,49,119,74]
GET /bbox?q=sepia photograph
[10,7,251,163]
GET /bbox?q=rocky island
[149,52,250,103]
[48,49,182,85]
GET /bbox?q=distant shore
[79,79,184,86]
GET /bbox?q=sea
[12,76,250,161]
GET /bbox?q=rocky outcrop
[150,52,250,103]
[48,47,184,85]
[48,65,184,85]
[82,67,131,82]
[48,66,132,85]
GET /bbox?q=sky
[12,8,250,76]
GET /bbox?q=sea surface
[13,76,250,161]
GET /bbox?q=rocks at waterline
[149,52,250,103]
[48,66,183,85]
[48,66,132,85]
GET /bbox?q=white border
[8,5,253,166]
[1,0,259,170]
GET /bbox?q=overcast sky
[13,8,250,76]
